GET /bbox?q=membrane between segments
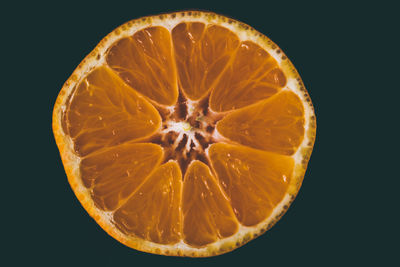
[64,22,303,246]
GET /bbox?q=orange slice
[114,162,182,244]
[182,161,238,246]
[217,91,305,155]
[208,143,294,226]
[53,11,316,257]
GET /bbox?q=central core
[147,92,225,175]
[166,121,192,133]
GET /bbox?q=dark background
[4,0,396,266]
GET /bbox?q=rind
[52,10,316,257]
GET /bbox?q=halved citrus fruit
[53,11,316,257]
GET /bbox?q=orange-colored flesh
[63,66,161,156]
[62,22,305,247]
[210,41,286,112]
[172,23,240,100]
[114,162,182,244]
[217,91,305,156]
[182,161,238,246]
[209,144,294,226]
[80,143,163,211]
[106,27,178,105]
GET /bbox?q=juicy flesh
[62,22,305,247]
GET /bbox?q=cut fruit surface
[106,27,178,105]
[216,91,305,155]
[172,23,240,100]
[182,161,238,246]
[80,143,163,211]
[209,143,294,226]
[53,11,316,257]
[63,66,161,156]
[114,161,182,244]
[210,41,286,112]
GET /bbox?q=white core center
[162,121,201,152]
[165,121,192,132]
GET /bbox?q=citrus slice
[53,11,316,257]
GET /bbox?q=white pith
[162,121,199,152]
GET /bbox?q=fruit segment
[217,91,305,155]
[182,161,238,246]
[80,143,163,211]
[209,143,294,226]
[210,41,286,112]
[63,66,161,156]
[106,26,178,105]
[172,23,240,100]
[113,162,182,244]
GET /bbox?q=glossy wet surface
[62,22,304,246]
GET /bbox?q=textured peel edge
[52,10,316,257]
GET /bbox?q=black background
[4,0,396,266]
